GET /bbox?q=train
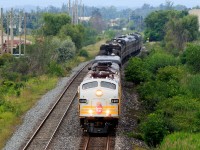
[78,33,142,134]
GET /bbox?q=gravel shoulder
[3,62,89,150]
[114,64,147,150]
[4,59,148,150]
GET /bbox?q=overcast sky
[0,0,199,8]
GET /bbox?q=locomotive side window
[100,81,116,89]
[82,81,98,89]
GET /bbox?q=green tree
[157,96,200,132]
[56,39,76,63]
[144,10,188,41]
[184,44,200,72]
[125,57,149,84]
[26,37,57,75]
[43,13,71,36]
[144,10,172,41]
[59,24,84,49]
[141,113,168,147]
[145,51,177,73]
[165,15,199,53]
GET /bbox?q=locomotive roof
[94,55,121,65]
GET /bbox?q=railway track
[22,62,90,150]
[79,134,116,150]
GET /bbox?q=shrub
[0,80,24,96]
[1,71,21,82]
[47,61,64,77]
[0,53,13,66]
[14,57,29,75]
[185,74,200,98]
[79,49,89,58]
[141,113,168,147]
[26,37,56,75]
[0,100,15,113]
[125,57,150,84]
[145,51,177,74]
[157,66,183,82]
[57,39,76,63]
[160,132,200,150]
[157,96,200,132]
[185,44,200,72]
[138,80,181,111]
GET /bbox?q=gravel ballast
[3,62,88,150]
[114,65,147,150]
[4,60,147,150]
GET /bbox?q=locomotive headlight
[89,109,93,114]
[106,110,110,115]
[96,90,103,97]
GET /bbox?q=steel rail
[44,93,77,149]
[23,62,90,150]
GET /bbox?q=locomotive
[78,33,142,133]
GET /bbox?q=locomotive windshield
[100,81,116,89]
[82,81,98,89]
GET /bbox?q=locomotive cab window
[82,81,98,89]
[100,81,116,89]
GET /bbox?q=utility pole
[19,10,22,57]
[1,8,3,54]
[72,1,74,24]
[6,12,9,53]
[24,12,26,55]
[79,0,83,23]
[10,8,13,55]
[76,0,78,24]
[83,4,85,19]
[68,0,71,16]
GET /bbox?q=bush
[0,53,13,66]
[138,80,181,111]
[125,57,150,84]
[141,113,168,147]
[26,37,56,75]
[185,44,200,72]
[186,74,200,98]
[145,51,178,74]
[0,99,16,113]
[57,39,76,63]
[1,72,21,82]
[79,49,89,58]
[47,61,64,77]
[14,58,29,75]
[157,66,183,82]
[160,132,200,150]
[157,96,200,132]
[0,80,24,96]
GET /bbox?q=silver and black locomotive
[78,33,142,133]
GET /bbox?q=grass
[186,74,200,98]
[0,75,58,149]
[159,132,200,150]
[83,39,107,58]
[0,39,106,149]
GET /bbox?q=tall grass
[0,39,106,149]
[0,76,58,149]
[159,132,200,150]
[83,39,107,58]
[186,74,200,98]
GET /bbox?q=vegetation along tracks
[22,62,91,150]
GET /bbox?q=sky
[0,0,199,8]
